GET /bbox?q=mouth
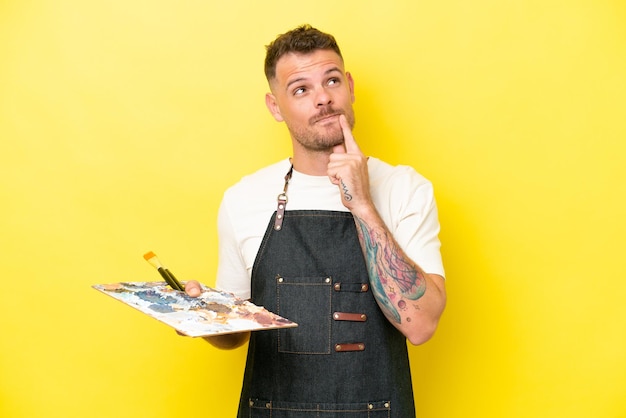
[312,113,341,125]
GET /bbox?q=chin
[318,134,344,150]
[292,130,344,152]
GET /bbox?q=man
[185,24,446,417]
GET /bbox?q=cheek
[284,106,310,125]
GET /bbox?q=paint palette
[93,281,297,337]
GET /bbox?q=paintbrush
[143,251,185,291]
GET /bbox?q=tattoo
[340,180,352,201]
[354,215,427,324]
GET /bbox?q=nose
[315,88,333,107]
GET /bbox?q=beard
[288,106,355,152]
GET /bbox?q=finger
[332,115,351,154]
[339,114,361,154]
[332,142,345,154]
[184,280,202,297]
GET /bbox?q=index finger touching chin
[339,115,360,153]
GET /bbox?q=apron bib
[236,170,415,418]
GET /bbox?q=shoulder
[219,159,293,239]
[367,158,444,277]
[368,157,433,195]
[367,157,438,231]
[223,159,292,203]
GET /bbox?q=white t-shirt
[216,157,445,299]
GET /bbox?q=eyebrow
[285,67,343,91]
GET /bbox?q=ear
[346,71,355,103]
[265,93,284,122]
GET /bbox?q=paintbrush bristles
[143,251,156,261]
[143,251,163,270]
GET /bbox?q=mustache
[309,107,344,125]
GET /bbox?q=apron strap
[274,164,293,231]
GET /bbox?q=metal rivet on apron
[368,403,374,410]
[384,402,390,408]
[265,402,271,408]
[361,283,369,292]
[334,283,341,291]
[325,277,331,283]
[277,277,283,283]
[249,400,254,407]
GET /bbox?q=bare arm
[184,280,250,349]
[327,115,446,345]
[352,210,446,345]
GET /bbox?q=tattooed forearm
[340,179,352,201]
[354,215,427,324]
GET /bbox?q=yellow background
[2,1,625,417]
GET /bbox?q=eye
[293,87,306,95]
[327,77,340,86]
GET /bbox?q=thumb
[184,280,203,297]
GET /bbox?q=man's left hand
[327,115,372,211]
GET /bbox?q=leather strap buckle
[274,165,293,231]
[274,194,287,231]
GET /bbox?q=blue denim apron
[237,170,415,418]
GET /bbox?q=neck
[290,148,332,176]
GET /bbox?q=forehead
[273,49,345,86]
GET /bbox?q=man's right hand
[183,279,203,297]
[182,279,251,349]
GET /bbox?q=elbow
[406,318,441,346]
[407,328,436,345]
[407,278,446,346]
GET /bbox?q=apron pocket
[249,399,391,418]
[276,275,332,354]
